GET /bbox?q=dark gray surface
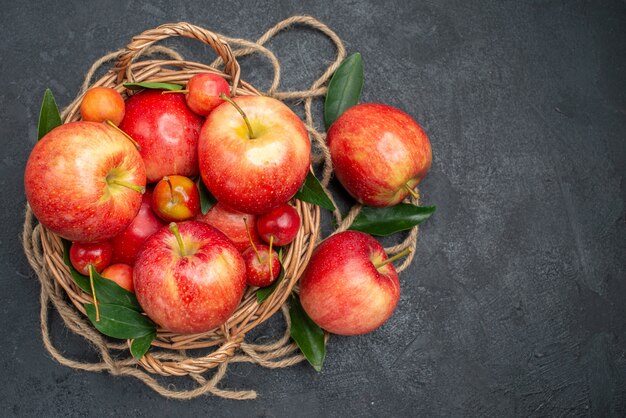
[2,0,625,416]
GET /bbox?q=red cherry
[69,241,113,275]
[242,245,281,287]
[256,204,301,246]
[152,175,200,222]
[185,73,230,116]
[111,191,165,266]
[101,263,134,292]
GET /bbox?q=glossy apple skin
[186,73,230,116]
[198,96,310,214]
[69,241,113,275]
[24,122,146,242]
[256,203,301,246]
[134,221,246,334]
[101,263,134,292]
[242,245,281,287]
[195,202,262,253]
[110,191,165,266]
[299,231,400,336]
[327,103,432,207]
[119,90,204,183]
[152,175,200,222]
[80,87,125,125]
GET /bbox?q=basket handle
[114,22,241,95]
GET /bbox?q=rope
[22,15,421,400]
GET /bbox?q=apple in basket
[24,121,146,242]
[198,95,311,214]
[133,221,246,334]
[327,103,432,207]
[119,89,204,183]
[195,202,262,253]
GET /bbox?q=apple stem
[219,93,255,139]
[268,235,274,280]
[109,179,145,194]
[169,222,186,256]
[105,120,141,151]
[161,89,189,94]
[88,264,100,322]
[374,248,412,270]
[404,183,419,199]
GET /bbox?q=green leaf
[196,177,216,215]
[130,331,156,360]
[256,262,285,303]
[61,239,91,293]
[349,204,436,236]
[324,52,364,130]
[38,89,62,140]
[289,294,326,372]
[91,268,141,311]
[294,171,335,211]
[123,82,183,91]
[85,303,156,340]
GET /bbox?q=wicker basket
[37,22,320,377]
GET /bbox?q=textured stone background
[2,0,625,416]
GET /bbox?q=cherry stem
[219,93,255,139]
[88,264,100,322]
[268,235,274,279]
[110,179,145,194]
[374,248,412,269]
[163,176,175,202]
[243,217,262,263]
[169,222,186,257]
[105,120,141,151]
[404,183,419,199]
[161,89,189,94]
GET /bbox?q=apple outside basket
[23,19,422,400]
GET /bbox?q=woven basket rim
[41,24,321,376]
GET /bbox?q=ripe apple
[80,87,125,125]
[119,89,204,183]
[24,121,146,242]
[184,73,230,116]
[299,231,402,336]
[110,190,165,265]
[198,95,310,214]
[69,241,113,275]
[195,202,262,253]
[256,203,301,246]
[327,103,432,207]
[101,263,134,292]
[134,221,246,334]
[242,244,281,287]
[151,175,200,222]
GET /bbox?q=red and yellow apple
[299,231,401,336]
[133,221,246,334]
[327,103,432,207]
[198,96,310,214]
[195,202,261,252]
[24,121,146,242]
[119,89,204,183]
[110,190,165,266]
